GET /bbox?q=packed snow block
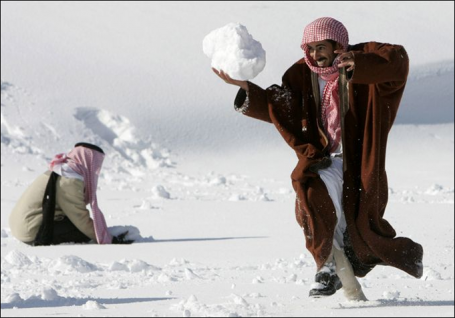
[203,23,266,80]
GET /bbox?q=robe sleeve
[349,42,409,85]
[234,82,272,123]
[237,72,324,184]
[232,62,325,183]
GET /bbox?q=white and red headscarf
[49,145,112,244]
[301,17,349,153]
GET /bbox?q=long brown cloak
[234,42,423,278]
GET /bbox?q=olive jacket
[9,171,97,243]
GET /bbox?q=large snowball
[203,23,266,81]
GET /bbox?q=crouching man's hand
[112,231,134,244]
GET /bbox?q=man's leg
[318,157,346,249]
[51,215,91,245]
[333,246,368,301]
[309,250,343,297]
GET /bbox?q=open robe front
[234,42,423,278]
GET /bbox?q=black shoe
[309,271,342,297]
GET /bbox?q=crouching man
[9,142,132,245]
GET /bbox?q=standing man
[213,17,423,301]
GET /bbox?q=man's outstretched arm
[212,68,272,123]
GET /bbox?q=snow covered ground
[1,2,454,317]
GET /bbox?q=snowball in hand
[203,23,266,81]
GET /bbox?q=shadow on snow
[1,297,174,310]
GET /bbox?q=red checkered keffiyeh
[50,146,113,244]
[301,17,349,153]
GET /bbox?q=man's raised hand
[212,68,249,91]
[335,50,355,72]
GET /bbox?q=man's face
[307,40,338,67]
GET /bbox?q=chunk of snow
[5,250,32,268]
[83,300,107,310]
[5,293,23,304]
[48,255,99,274]
[151,185,171,199]
[383,290,400,300]
[421,267,443,280]
[40,287,60,301]
[203,23,266,80]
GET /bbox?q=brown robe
[234,42,423,278]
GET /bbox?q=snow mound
[383,290,401,300]
[158,273,177,283]
[39,287,60,301]
[169,258,190,267]
[1,81,42,155]
[107,261,130,272]
[151,185,171,199]
[184,268,201,280]
[48,255,99,274]
[4,293,24,304]
[83,300,107,310]
[425,184,454,195]
[4,250,33,268]
[203,23,266,80]
[127,259,158,273]
[172,293,259,317]
[74,107,173,170]
[3,288,71,308]
[107,258,161,273]
[421,267,443,281]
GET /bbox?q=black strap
[33,172,59,246]
[74,142,104,154]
